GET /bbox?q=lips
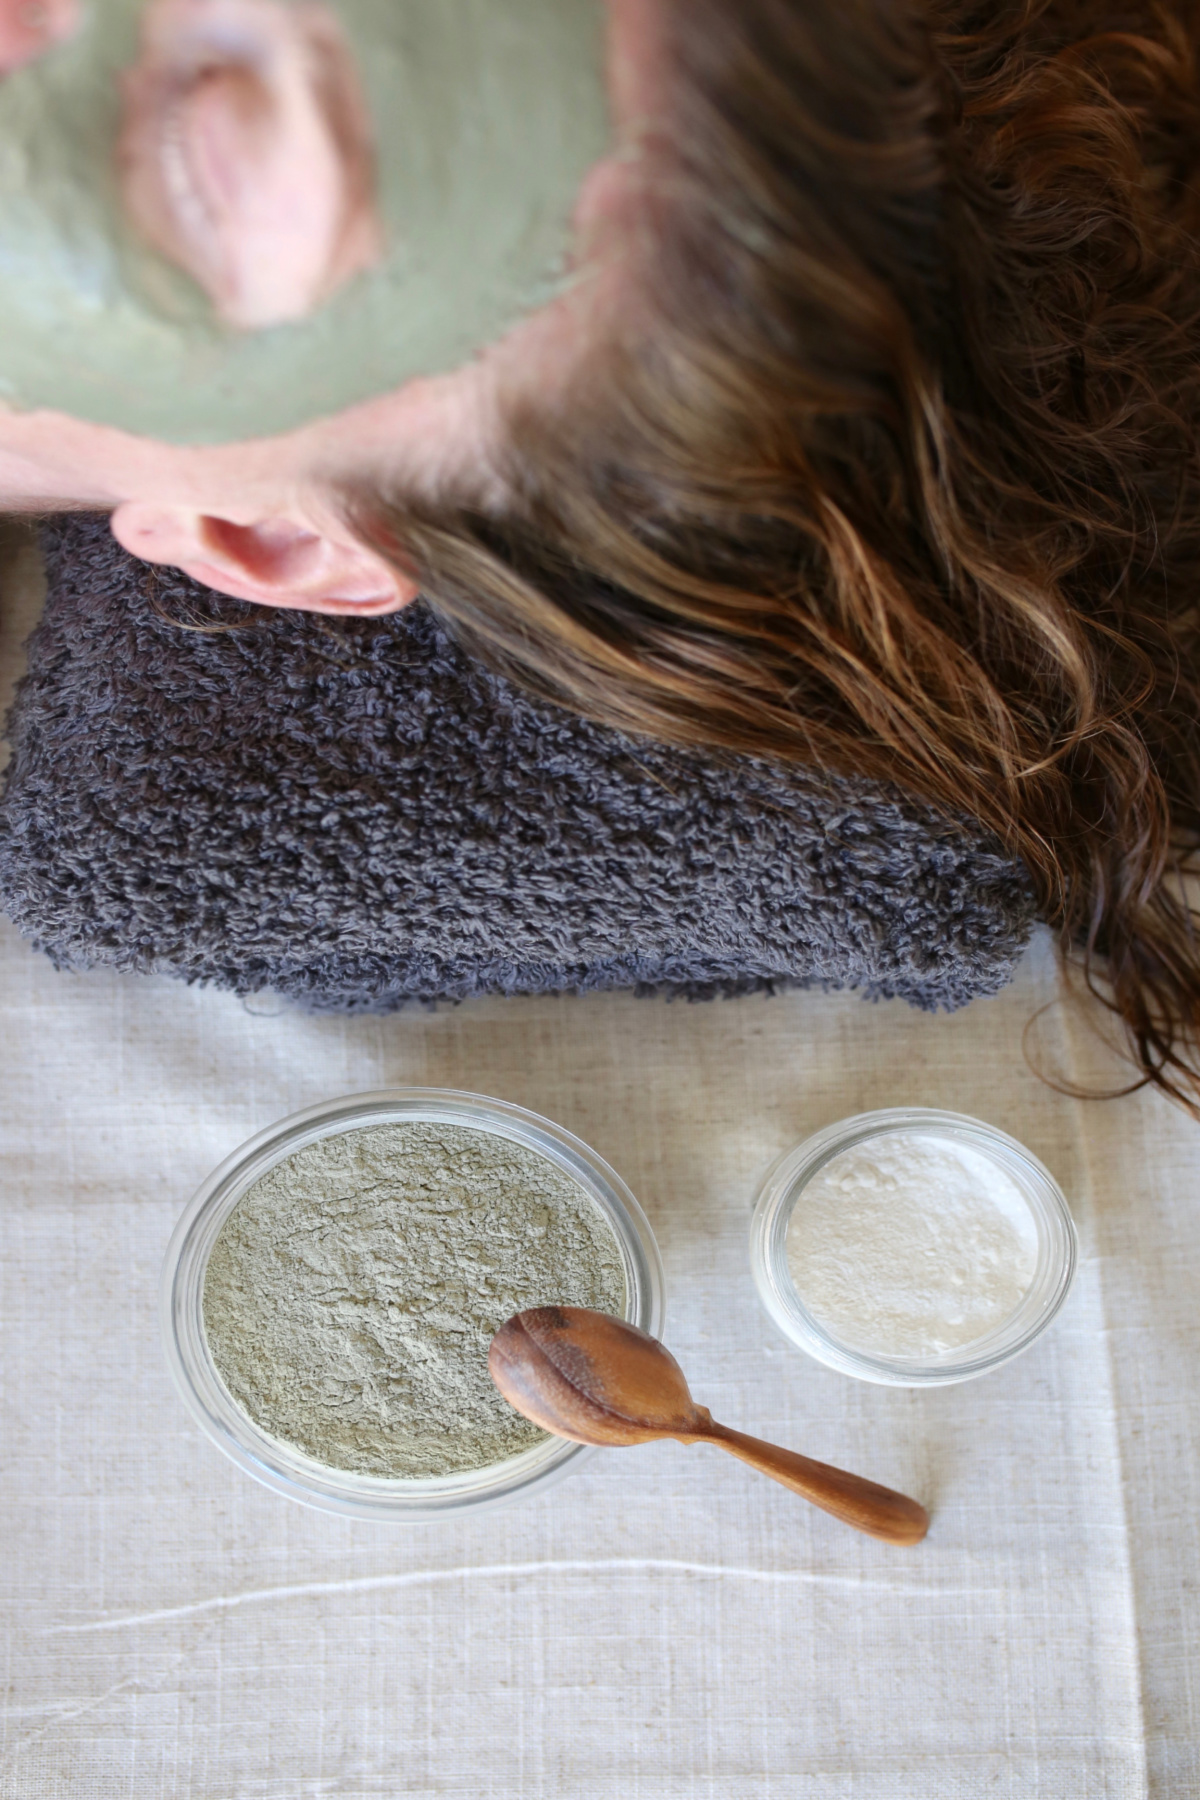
[117,0,382,329]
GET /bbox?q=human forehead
[0,0,610,443]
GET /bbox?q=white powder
[785,1131,1040,1358]
[202,1122,626,1479]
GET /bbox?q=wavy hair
[358,0,1200,1108]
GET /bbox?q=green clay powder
[201,1121,627,1479]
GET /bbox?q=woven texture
[4,917,1200,1800]
[0,516,1034,1012]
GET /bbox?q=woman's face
[0,0,654,613]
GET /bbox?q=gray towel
[0,515,1034,1012]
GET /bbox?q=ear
[109,502,419,615]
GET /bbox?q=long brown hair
[359,0,1200,1108]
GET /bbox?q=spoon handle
[697,1419,929,1545]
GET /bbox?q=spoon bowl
[490,1305,929,1545]
[489,1306,696,1444]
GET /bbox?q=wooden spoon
[489,1306,929,1546]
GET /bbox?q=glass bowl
[162,1088,665,1519]
[749,1107,1077,1386]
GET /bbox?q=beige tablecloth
[1,531,1197,1799]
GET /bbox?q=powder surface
[785,1131,1039,1358]
[202,1121,626,1478]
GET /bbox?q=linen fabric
[0,516,1034,1013]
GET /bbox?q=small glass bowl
[749,1108,1077,1386]
[162,1088,665,1520]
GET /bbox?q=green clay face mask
[0,0,609,443]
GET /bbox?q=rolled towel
[0,514,1035,1013]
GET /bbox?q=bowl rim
[749,1106,1077,1387]
[161,1087,666,1519]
